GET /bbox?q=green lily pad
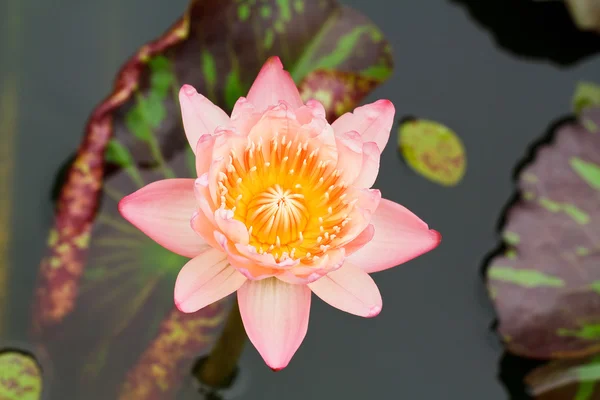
[397,118,466,186]
[25,0,394,398]
[0,351,42,400]
[486,106,600,360]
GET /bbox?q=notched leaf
[29,0,394,398]
[486,106,600,360]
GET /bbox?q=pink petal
[348,198,441,273]
[352,142,380,188]
[179,85,230,151]
[118,179,206,258]
[191,211,220,250]
[295,99,326,124]
[219,241,283,280]
[194,174,217,221]
[246,57,303,112]
[230,97,262,136]
[332,100,395,151]
[174,248,247,313]
[308,262,382,317]
[356,188,381,214]
[234,243,298,270]
[344,224,375,256]
[278,248,346,285]
[335,131,363,184]
[214,208,250,245]
[334,189,380,247]
[195,134,217,177]
[238,278,311,370]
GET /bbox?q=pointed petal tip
[367,304,382,318]
[375,99,394,110]
[248,56,302,110]
[174,300,201,314]
[430,229,442,246]
[265,55,284,68]
[174,299,192,313]
[180,84,197,96]
[117,192,141,226]
[117,195,129,219]
[270,365,285,372]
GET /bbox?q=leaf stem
[147,134,176,179]
[195,299,246,389]
[125,165,145,188]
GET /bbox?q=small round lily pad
[0,351,42,400]
[397,118,466,186]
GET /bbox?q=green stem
[147,134,176,179]
[195,300,246,389]
[125,165,145,187]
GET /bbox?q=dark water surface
[5,0,600,399]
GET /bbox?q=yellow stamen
[218,133,357,262]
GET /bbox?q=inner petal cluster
[217,130,356,263]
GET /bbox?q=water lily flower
[119,57,441,370]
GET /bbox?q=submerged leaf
[28,0,393,398]
[486,106,600,359]
[397,118,466,186]
[0,351,42,400]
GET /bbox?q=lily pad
[0,351,42,400]
[565,0,600,33]
[23,0,393,398]
[397,118,466,186]
[526,355,600,399]
[486,106,600,360]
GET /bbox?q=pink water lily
[119,57,441,370]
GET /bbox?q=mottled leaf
[486,106,600,359]
[0,351,42,400]
[27,0,393,398]
[574,82,600,115]
[397,118,466,186]
[526,356,600,399]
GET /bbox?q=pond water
[3,0,600,399]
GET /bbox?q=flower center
[246,184,309,246]
[217,131,356,262]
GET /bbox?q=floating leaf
[565,0,600,33]
[0,351,42,400]
[486,106,600,359]
[525,355,600,399]
[398,118,466,186]
[574,82,600,115]
[27,0,393,398]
